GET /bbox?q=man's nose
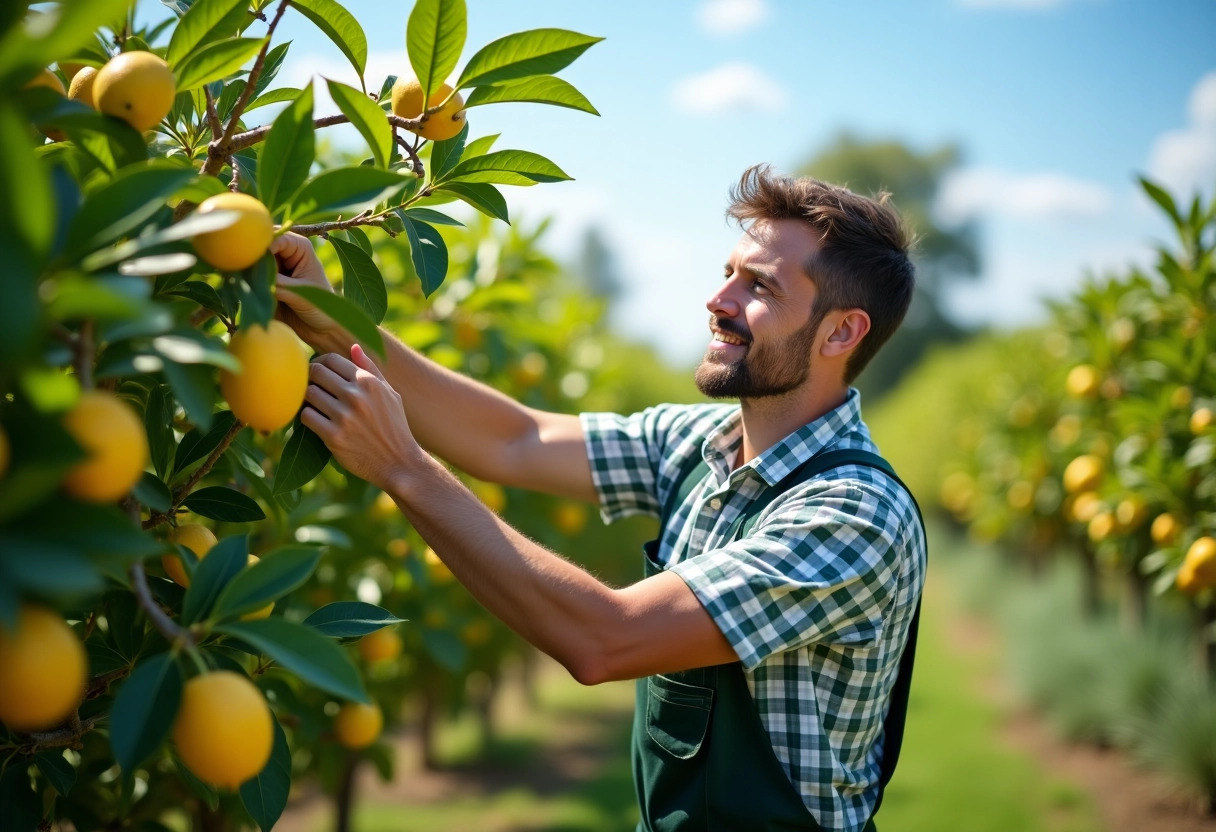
[706,278,741,317]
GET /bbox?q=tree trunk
[419,681,439,770]
[1078,544,1101,618]
[334,753,358,832]
[519,647,539,709]
[1201,601,1216,683]
[474,670,499,750]
[196,804,231,832]
[1122,567,1148,633]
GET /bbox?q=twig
[223,112,424,157]
[202,0,292,176]
[23,715,101,753]
[86,667,130,700]
[73,321,94,391]
[229,158,242,193]
[204,86,222,140]
[290,209,395,237]
[141,418,245,530]
[394,133,425,178]
[129,561,193,648]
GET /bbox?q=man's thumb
[351,344,385,379]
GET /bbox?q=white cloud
[1145,71,1216,199]
[670,62,788,116]
[935,167,1113,225]
[697,0,770,36]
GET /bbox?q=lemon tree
[0,0,604,829]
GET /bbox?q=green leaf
[35,751,76,797]
[443,149,571,186]
[65,162,196,259]
[174,411,239,476]
[164,280,227,317]
[175,37,266,93]
[463,133,499,158]
[214,545,321,620]
[166,0,248,68]
[400,214,448,296]
[285,285,385,357]
[1138,176,1182,229]
[401,207,464,227]
[327,78,391,170]
[0,764,40,832]
[435,182,508,223]
[110,653,183,772]
[286,166,412,223]
[253,40,292,98]
[428,120,468,181]
[257,81,315,216]
[0,106,54,262]
[134,472,173,513]
[456,28,602,89]
[330,235,388,323]
[118,252,199,276]
[237,253,277,329]
[215,618,368,702]
[406,0,467,102]
[465,75,598,115]
[246,86,302,113]
[272,417,332,495]
[289,0,367,81]
[240,717,291,831]
[303,601,405,637]
[183,486,267,523]
[182,534,249,624]
[161,361,219,432]
[145,384,175,480]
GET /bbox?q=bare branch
[224,112,425,157]
[130,561,193,648]
[290,209,396,237]
[23,714,101,753]
[204,86,222,140]
[395,133,425,179]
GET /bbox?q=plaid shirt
[580,389,926,832]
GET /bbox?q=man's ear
[820,309,871,358]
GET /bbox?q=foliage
[0,1,617,829]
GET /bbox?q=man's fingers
[314,353,358,382]
[304,383,344,418]
[300,405,333,439]
[309,360,355,394]
[350,344,386,381]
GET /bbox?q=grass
[336,528,1105,832]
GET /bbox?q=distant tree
[573,226,623,311]
[798,132,982,402]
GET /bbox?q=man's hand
[302,345,422,492]
[272,233,350,352]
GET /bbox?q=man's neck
[734,382,849,469]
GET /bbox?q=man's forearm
[386,452,618,684]
[316,325,538,485]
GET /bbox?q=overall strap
[660,451,711,532]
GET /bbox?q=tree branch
[23,714,100,753]
[289,209,392,237]
[129,561,193,648]
[224,112,425,157]
[204,86,222,140]
[202,0,292,176]
[395,132,425,178]
[141,418,244,530]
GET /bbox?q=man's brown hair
[726,164,915,384]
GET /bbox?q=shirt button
[708,498,722,511]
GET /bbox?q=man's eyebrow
[739,264,782,285]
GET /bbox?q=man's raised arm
[270,233,597,503]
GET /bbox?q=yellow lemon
[94,52,176,132]
[1191,408,1213,435]
[1114,496,1148,531]
[334,702,382,749]
[390,78,466,142]
[1062,455,1103,495]
[62,391,149,503]
[1006,480,1035,512]
[1068,491,1103,524]
[1150,513,1180,546]
[173,671,273,789]
[191,192,275,272]
[357,627,402,663]
[1087,511,1115,543]
[1065,364,1100,398]
[0,606,87,731]
[221,320,309,432]
[67,66,98,109]
[1177,536,1216,594]
[25,68,65,95]
[162,523,218,588]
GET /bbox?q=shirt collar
[701,388,864,488]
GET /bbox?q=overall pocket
[646,673,714,760]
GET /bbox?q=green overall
[632,448,924,832]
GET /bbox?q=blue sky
[144,0,1216,365]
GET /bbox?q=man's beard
[694,308,825,400]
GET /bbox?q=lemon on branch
[191,192,274,272]
[62,391,148,503]
[221,320,309,432]
[1177,536,1216,594]
[358,627,402,663]
[173,671,273,789]
[67,66,98,109]
[94,52,175,132]
[1151,513,1181,546]
[391,79,466,142]
[334,702,383,749]
[0,606,87,731]
[1062,454,1103,495]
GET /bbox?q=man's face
[695,219,825,400]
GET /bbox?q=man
[271,164,926,832]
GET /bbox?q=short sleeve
[579,406,684,523]
[668,481,904,671]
